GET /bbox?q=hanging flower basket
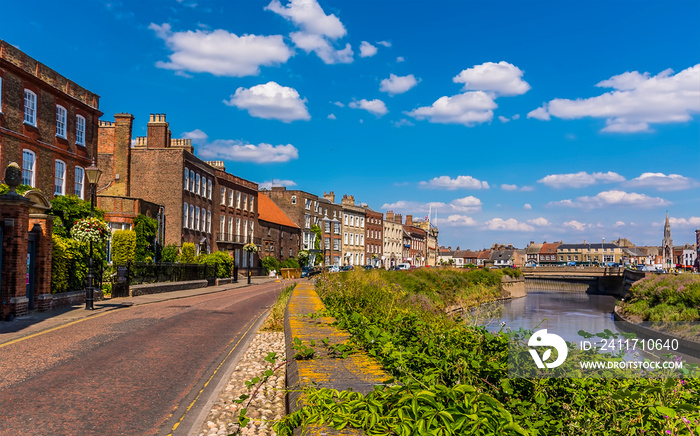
[243,243,258,253]
[371,253,379,260]
[297,250,310,264]
[70,217,110,246]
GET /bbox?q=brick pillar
[0,195,33,320]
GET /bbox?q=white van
[396,263,411,270]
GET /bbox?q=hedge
[198,251,234,278]
[180,242,196,263]
[112,230,136,265]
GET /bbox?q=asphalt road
[0,282,283,436]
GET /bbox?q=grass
[261,283,295,332]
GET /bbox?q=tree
[111,230,136,265]
[133,214,158,262]
[180,243,196,263]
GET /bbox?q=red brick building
[256,193,301,262]
[97,113,259,267]
[0,40,101,199]
[365,208,383,268]
[319,191,343,266]
[403,215,426,267]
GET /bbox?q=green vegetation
[261,283,295,332]
[198,251,233,278]
[160,244,179,263]
[262,255,281,274]
[280,258,300,269]
[274,269,700,436]
[179,242,196,263]
[133,214,158,262]
[111,230,136,265]
[620,274,700,322]
[48,195,104,237]
[0,183,33,195]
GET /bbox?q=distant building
[539,242,561,265]
[319,191,343,266]
[525,242,543,265]
[255,193,301,262]
[340,194,366,266]
[364,207,383,268]
[403,215,426,267]
[383,211,404,269]
[662,212,673,270]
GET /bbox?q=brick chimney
[405,215,413,226]
[385,210,394,222]
[341,194,355,206]
[394,213,402,224]
[324,191,335,203]
[146,114,171,149]
[97,112,133,196]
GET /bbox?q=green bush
[620,274,700,321]
[49,195,104,238]
[111,230,136,265]
[280,257,300,269]
[0,183,33,195]
[161,243,179,263]
[198,251,233,278]
[180,242,196,263]
[262,255,281,274]
[133,214,158,262]
[51,234,87,293]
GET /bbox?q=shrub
[280,258,300,269]
[49,195,104,238]
[133,214,158,262]
[161,244,179,263]
[262,256,280,274]
[198,251,234,278]
[111,230,136,265]
[180,242,196,263]
[51,234,87,294]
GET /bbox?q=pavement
[0,276,278,347]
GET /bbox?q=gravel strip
[198,331,286,436]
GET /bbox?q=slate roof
[257,193,299,228]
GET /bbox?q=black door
[26,234,36,311]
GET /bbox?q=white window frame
[305,198,311,210]
[220,215,225,236]
[243,194,248,210]
[250,197,254,213]
[184,168,189,190]
[54,160,66,196]
[22,149,36,186]
[189,204,195,229]
[344,214,348,226]
[228,217,234,238]
[207,179,212,200]
[220,187,226,205]
[195,173,201,195]
[74,166,85,198]
[201,208,206,232]
[228,190,234,207]
[56,105,67,138]
[236,218,240,238]
[236,192,241,209]
[207,209,212,233]
[195,206,200,231]
[291,195,296,205]
[189,172,195,192]
[76,115,86,146]
[24,89,37,126]
[184,202,189,228]
[200,176,206,197]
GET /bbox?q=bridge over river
[521,266,647,297]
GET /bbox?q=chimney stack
[324,191,335,203]
[405,215,413,226]
[146,113,171,149]
[386,210,394,222]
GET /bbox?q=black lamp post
[84,159,102,310]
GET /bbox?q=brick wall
[0,196,32,319]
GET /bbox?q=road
[0,282,283,436]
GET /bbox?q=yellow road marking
[167,307,269,435]
[0,310,114,349]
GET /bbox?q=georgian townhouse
[364,208,383,268]
[320,192,343,266]
[383,211,404,269]
[0,40,101,200]
[340,194,366,266]
[266,187,325,259]
[403,215,426,267]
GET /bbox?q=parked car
[326,265,340,273]
[340,265,354,271]
[396,263,410,270]
[363,265,374,270]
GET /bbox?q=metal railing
[215,233,261,245]
[111,262,218,297]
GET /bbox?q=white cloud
[538,171,625,188]
[453,61,531,96]
[349,99,388,116]
[501,184,518,191]
[563,220,588,231]
[521,186,535,192]
[266,0,354,64]
[150,23,292,77]
[377,41,391,47]
[265,0,345,38]
[183,129,298,163]
[380,74,419,95]
[523,203,532,210]
[512,114,520,120]
[393,119,414,127]
[407,91,496,126]
[259,179,297,190]
[359,41,378,57]
[485,218,534,232]
[528,217,550,227]
[420,175,489,190]
[668,217,700,227]
[396,56,405,63]
[624,172,699,191]
[528,65,700,132]
[327,113,336,120]
[381,196,482,214]
[224,81,310,122]
[498,116,510,123]
[549,190,671,209]
[333,101,345,107]
[527,106,550,120]
[440,215,478,227]
[615,221,626,227]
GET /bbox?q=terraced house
[340,194,366,267]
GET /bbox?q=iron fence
[111,262,218,298]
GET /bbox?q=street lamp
[84,158,102,310]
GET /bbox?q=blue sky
[3,0,699,249]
